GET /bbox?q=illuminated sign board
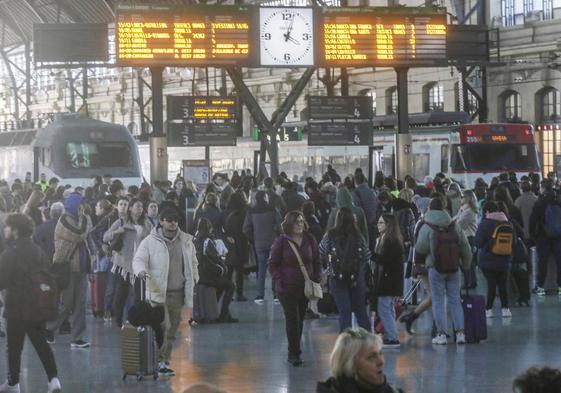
[318,8,447,66]
[168,123,237,147]
[116,5,253,66]
[308,122,372,146]
[167,96,238,121]
[115,5,450,68]
[308,96,373,120]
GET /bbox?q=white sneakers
[0,380,19,393]
[48,378,61,393]
[487,308,513,318]
[432,334,447,345]
[456,332,466,345]
[501,308,512,318]
[536,287,546,296]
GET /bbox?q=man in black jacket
[529,180,561,296]
[0,214,61,393]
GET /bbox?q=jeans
[378,297,399,341]
[256,247,273,299]
[536,237,561,287]
[329,277,370,332]
[47,272,88,341]
[104,270,118,314]
[429,268,464,334]
[159,290,184,362]
[482,269,508,309]
[7,319,57,385]
[278,292,308,357]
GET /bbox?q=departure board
[318,9,447,66]
[116,5,253,66]
[167,96,238,121]
[308,96,372,120]
[168,123,237,147]
[308,122,372,146]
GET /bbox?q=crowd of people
[0,165,560,392]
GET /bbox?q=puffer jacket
[316,377,404,393]
[0,237,51,321]
[268,233,321,296]
[353,183,378,225]
[414,210,472,271]
[392,198,415,244]
[326,188,369,243]
[475,212,515,272]
[132,227,199,308]
[104,218,152,277]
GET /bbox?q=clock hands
[283,16,300,45]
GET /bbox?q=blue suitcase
[461,292,487,343]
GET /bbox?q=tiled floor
[2,279,561,393]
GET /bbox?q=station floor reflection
[3,280,561,393]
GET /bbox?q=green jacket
[326,187,369,245]
[414,210,472,271]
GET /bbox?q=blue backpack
[544,203,561,238]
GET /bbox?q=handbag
[287,240,323,301]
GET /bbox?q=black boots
[399,311,418,335]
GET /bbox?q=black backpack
[328,235,363,283]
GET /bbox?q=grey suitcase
[121,323,158,381]
[193,283,219,324]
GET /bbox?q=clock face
[259,7,314,66]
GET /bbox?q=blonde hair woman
[316,328,404,393]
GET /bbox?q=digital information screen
[308,122,372,146]
[253,126,303,142]
[318,10,447,66]
[167,96,238,121]
[168,123,237,147]
[308,96,372,120]
[116,5,252,66]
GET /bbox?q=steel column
[149,66,167,183]
[395,67,412,180]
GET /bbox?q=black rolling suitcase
[121,280,158,381]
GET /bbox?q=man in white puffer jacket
[133,208,198,377]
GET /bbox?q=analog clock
[259,7,314,66]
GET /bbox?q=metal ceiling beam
[55,0,85,23]
[0,5,30,42]
[103,0,115,17]
[21,0,48,23]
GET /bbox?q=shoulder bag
[287,240,323,301]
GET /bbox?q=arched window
[386,86,398,115]
[423,82,444,112]
[500,90,522,121]
[358,88,377,116]
[537,87,561,122]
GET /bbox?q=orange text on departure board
[117,20,249,60]
[193,99,236,119]
[323,22,446,61]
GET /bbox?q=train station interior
[1,0,561,393]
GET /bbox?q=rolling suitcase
[461,290,487,344]
[90,272,107,317]
[121,279,158,381]
[192,283,219,324]
[121,324,158,381]
[375,279,421,334]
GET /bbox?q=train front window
[451,144,539,172]
[66,142,131,168]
